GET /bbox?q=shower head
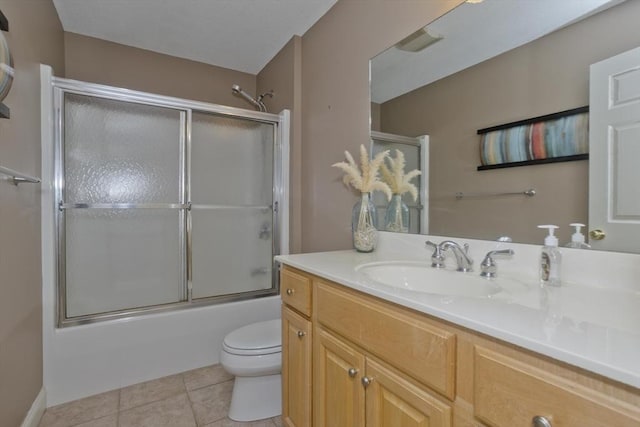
[231,84,266,112]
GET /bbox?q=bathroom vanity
[277,234,640,427]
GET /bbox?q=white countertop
[276,233,640,389]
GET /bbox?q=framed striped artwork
[477,106,589,171]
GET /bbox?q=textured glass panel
[371,138,422,233]
[191,112,274,206]
[64,93,182,204]
[65,209,183,317]
[191,207,273,299]
[408,207,421,234]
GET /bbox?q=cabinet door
[365,358,452,427]
[282,307,312,427]
[314,327,366,427]
[474,346,640,427]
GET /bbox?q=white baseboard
[20,387,46,427]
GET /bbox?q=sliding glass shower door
[190,113,275,299]
[54,80,285,326]
[62,94,186,318]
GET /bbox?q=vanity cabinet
[280,265,640,427]
[315,326,453,427]
[474,347,640,427]
[281,268,312,427]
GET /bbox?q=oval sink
[355,261,503,298]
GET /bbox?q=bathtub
[42,294,280,405]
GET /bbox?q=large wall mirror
[370,0,640,253]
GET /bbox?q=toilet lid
[223,319,281,355]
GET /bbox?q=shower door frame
[52,77,289,327]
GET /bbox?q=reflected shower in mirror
[370,131,428,234]
[370,0,640,253]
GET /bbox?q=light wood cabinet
[314,326,366,426]
[280,265,640,427]
[314,326,452,427]
[281,266,312,316]
[474,346,640,427]
[315,279,456,400]
[281,267,313,427]
[282,306,312,427]
[366,357,452,427]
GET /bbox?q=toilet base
[228,373,282,422]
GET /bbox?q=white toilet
[220,319,282,422]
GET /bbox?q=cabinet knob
[348,368,358,378]
[589,229,606,240]
[361,376,372,388]
[286,288,294,296]
[297,330,306,338]
[532,416,552,427]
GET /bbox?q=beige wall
[64,32,256,108]
[380,0,640,244]
[257,36,303,253]
[300,0,462,252]
[0,0,64,425]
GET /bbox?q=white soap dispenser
[537,225,562,287]
[566,223,591,249]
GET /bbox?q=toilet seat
[223,319,282,356]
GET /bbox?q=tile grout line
[117,386,123,427]
[116,388,121,427]
[118,374,189,413]
[43,365,240,427]
[182,372,201,427]
[180,372,198,427]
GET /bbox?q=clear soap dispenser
[566,223,591,249]
[537,225,562,287]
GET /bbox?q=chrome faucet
[479,249,514,278]
[439,240,474,272]
[425,241,446,268]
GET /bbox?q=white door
[589,46,640,252]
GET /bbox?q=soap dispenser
[537,225,562,287]
[566,223,591,249]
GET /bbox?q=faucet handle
[463,243,470,255]
[480,249,514,278]
[425,241,446,268]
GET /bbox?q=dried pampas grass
[332,144,392,200]
[380,149,421,201]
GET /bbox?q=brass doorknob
[589,229,606,240]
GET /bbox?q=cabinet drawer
[281,267,312,316]
[315,281,456,400]
[474,346,640,427]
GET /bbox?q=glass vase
[384,194,409,233]
[352,193,378,252]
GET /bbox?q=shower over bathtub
[40,65,289,404]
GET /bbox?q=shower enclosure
[52,78,289,326]
[370,131,428,234]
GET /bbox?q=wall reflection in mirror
[369,0,640,253]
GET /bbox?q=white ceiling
[53,0,338,75]
[371,0,626,104]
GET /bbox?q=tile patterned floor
[38,365,283,427]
